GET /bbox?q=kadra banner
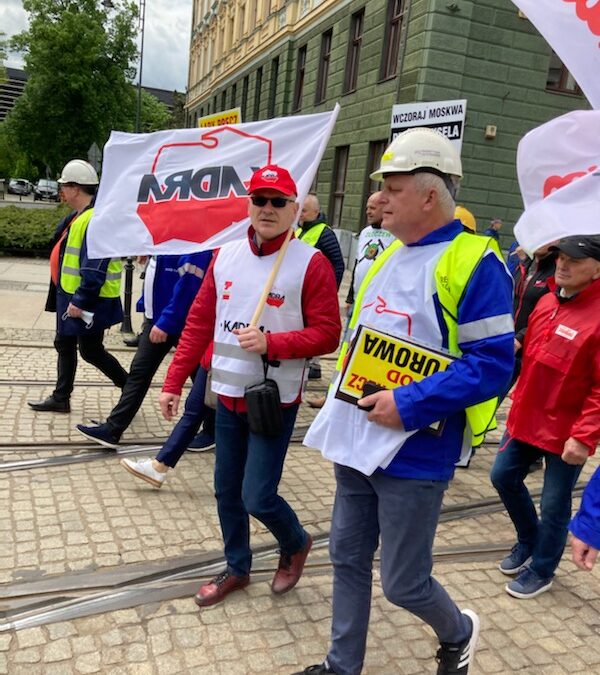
[86,106,339,259]
[389,99,467,152]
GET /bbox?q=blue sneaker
[188,431,216,452]
[498,543,532,575]
[506,566,553,599]
[76,423,120,449]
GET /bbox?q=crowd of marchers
[26,130,600,675]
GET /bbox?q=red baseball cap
[248,164,297,196]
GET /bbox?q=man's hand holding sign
[357,389,403,429]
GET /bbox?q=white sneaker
[120,457,167,488]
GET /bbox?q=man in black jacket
[298,193,344,379]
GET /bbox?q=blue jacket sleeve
[317,228,345,289]
[570,467,600,550]
[70,230,112,311]
[394,252,515,431]
[154,250,212,336]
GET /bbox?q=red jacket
[507,279,600,455]
[162,226,342,411]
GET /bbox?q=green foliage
[0,204,70,254]
[6,0,139,176]
[139,89,171,132]
[169,91,186,129]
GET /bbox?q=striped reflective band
[105,271,122,281]
[213,341,256,361]
[458,313,514,344]
[65,246,80,255]
[61,266,80,276]
[211,367,257,387]
[178,263,205,279]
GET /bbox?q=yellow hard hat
[455,205,477,233]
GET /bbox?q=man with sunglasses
[159,164,341,607]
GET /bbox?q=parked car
[7,178,33,196]
[33,179,60,202]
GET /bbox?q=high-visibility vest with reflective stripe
[338,232,507,447]
[297,222,328,248]
[60,208,122,297]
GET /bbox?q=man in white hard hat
[28,159,128,413]
[295,129,515,675]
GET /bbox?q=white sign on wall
[390,99,468,153]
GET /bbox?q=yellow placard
[198,107,242,128]
[335,324,455,404]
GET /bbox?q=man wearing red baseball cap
[160,164,341,607]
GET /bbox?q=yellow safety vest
[297,221,328,248]
[60,208,122,298]
[338,232,506,447]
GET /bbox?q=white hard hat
[57,159,99,185]
[370,127,463,182]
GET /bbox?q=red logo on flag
[543,165,598,197]
[136,127,273,245]
[563,0,600,42]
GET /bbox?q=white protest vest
[305,241,451,475]
[211,236,316,402]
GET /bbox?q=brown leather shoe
[271,534,313,595]
[194,570,250,607]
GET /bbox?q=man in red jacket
[159,165,341,607]
[491,234,600,599]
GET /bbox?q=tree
[138,89,171,132]
[7,0,139,175]
[169,91,186,129]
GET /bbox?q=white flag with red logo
[514,110,600,253]
[511,0,600,109]
[87,106,339,258]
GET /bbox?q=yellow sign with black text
[335,324,455,405]
[198,107,242,128]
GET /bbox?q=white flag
[514,169,600,255]
[517,110,600,209]
[87,106,339,258]
[511,0,600,109]
[514,109,600,254]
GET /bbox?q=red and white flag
[511,0,600,109]
[87,106,339,258]
[514,110,600,253]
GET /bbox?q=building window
[254,66,263,119]
[329,146,350,229]
[362,139,387,226]
[380,0,405,80]
[344,9,364,94]
[238,4,246,40]
[293,44,307,112]
[546,52,581,94]
[315,29,332,104]
[221,90,227,111]
[213,95,218,113]
[231,82,237,108]
[268,56,279,118]
[242,75,249,120]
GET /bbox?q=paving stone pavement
[1,258,600,673]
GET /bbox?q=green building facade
[186,0,587,244]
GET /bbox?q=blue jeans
[155,368,215,468]
[214,401,308,577]
[327,465,470,675]
[490,433,584,579]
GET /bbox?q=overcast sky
[1,0,193,92]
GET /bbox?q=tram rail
[0,491,533,632]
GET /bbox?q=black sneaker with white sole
[436,609,480,674]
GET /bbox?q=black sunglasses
[250,196,294,208]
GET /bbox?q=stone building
[185,0,587,241]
